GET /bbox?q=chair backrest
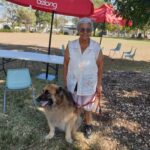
[131,49,137,57]
[128,47,133,53]
[60,44,65,55]
[115,43,122,50]
[62,44,65,50]
[125,48,137,59]
[124,47,133,54]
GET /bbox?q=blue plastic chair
[109,43,122,56]
[3,68,35,113]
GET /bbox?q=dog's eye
[45,90,49,94]
[42,90,49,94]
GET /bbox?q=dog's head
[35,84,66,107]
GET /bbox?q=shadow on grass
[103,36,150,43]
[0,43,150,73]
[0,43,62,55]
[104,55,150,73]
[0,43,150,150]
[93,70,150,150]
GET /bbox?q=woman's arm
[63,45,70,88]
[96,50,103,97]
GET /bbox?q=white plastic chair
[3,68,35,113]
[123,49,137,60]
[122,47,133,58]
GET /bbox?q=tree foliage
[3,1,36,29]
[92,0,105,35]
[16,8,36,27]
[3,1,18,27]
[93,0,104,8]
[53,15,67,28]
[112,0,150,29]
[35,10,51,25]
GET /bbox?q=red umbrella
[7,0,94,80]
[90,3,132,44]
[91,4,115,24]
[114,17,133,26]
[7,0,30,6]
[7,0,93,17]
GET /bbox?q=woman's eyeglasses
[79,28,92,33]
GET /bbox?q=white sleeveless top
[67,39,101,95]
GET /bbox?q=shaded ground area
[0,33,150,150]
[0,59,150,149]
[98,71,150,150]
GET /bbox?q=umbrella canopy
[90,3,132,43]
[91,3,132,26]
[7,0,94,17]
[7,0,30,6]
[91,4,116,24]
[114,17,133,26]
[7,0,94,80]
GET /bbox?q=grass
[0,52,150,150]
[104,56,150,73]
[105,36,150,43]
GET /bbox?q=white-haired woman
[64,17,103,138]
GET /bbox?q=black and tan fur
[35,84,81,143]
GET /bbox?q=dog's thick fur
[36,84,81,143]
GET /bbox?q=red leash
[74,93,101,114]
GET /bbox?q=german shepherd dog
[35,84,81,143]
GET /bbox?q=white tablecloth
[0,49,64,65]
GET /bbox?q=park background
[0,0,150,150]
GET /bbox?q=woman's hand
[96,85,102,98]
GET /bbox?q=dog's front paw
[45,133,54,140]
[66,137,73,143]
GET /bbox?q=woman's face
[78,23,92,40]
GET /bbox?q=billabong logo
[37,0,57,10]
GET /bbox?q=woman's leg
[84,110,92,125]
[84,111,93,138]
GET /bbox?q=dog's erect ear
[55,87,65,105]
[56,87,64,99]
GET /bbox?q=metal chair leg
[55,64,59,81]
[3,88,7,113]
[112,51,116,57]
[109,50,111,56]
[31,86,35,105]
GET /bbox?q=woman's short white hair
[77,17,93,31]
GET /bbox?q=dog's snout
[48,98,53,106]
[34,92,54,107]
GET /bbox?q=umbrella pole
[100,22,106,44]
[46,11,54,79]
[99,34,103,44]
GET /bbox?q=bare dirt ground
[0,33,149,61]
[0,33,150,150]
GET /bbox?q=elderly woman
[64,17,103,138]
